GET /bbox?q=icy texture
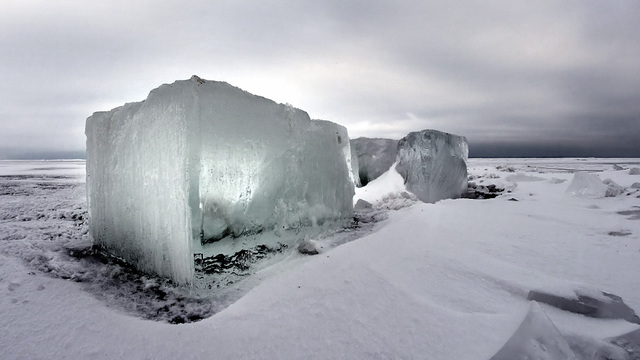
[395,130,468,203]
[86,97,193,284]
[565,172,607,198]
[490,302,577,360]
[603,179,625,197]
[313,120,358,186]
[350,138,398,186]
[350,144,361,187]
[86,76,354,284]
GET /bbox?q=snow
[353,161,407,204]
[85,76,354,284]
[395,129,468,203]
[2,158,640,359]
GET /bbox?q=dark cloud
[1,1,639,158]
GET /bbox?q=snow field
[2,158,640,359]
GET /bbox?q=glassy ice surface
[395,129,468,203]
[350,137,398,186]
[86,76,354,284]
[311,120,359,187]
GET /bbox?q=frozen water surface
[2,158,640,359]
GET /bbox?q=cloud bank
[1,1,639,158]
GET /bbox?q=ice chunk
[603,179,625,197]
[395,130,468,203]
[350,137,398,186]
[86,76,354,284]
[565,172,607,198]
[527,290,640,324]
[490,302,577,360]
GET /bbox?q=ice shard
[86,76,354,284]
[395,129,468,203]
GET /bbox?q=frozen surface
[86,76,354,284]
[395,129,468,203]
[2,158,640,359]
[350,137,398,186]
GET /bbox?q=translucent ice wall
[313,120,359,187]
[86,76,354,284]
[86,86,195,284]
[350,138,399,186]
[395,129,468,203]
[194,85,354,245]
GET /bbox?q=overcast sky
[1,1,639,158]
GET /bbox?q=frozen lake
[1,158,639,359]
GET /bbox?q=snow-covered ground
[1,158,640,359]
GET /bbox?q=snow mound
[354,162,408,204]
[395,129,468,203]
[86,76,354,284]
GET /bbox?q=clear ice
[86,76,354,284]
[395,129,468,203]
[350,138,399,186]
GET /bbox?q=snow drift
[85,76,354,284]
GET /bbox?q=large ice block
[395,129,468,203]
[350,138,398,186]
[86,76,354,284]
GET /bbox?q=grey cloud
[1,1,639,158]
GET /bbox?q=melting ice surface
[86,76,354,285]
